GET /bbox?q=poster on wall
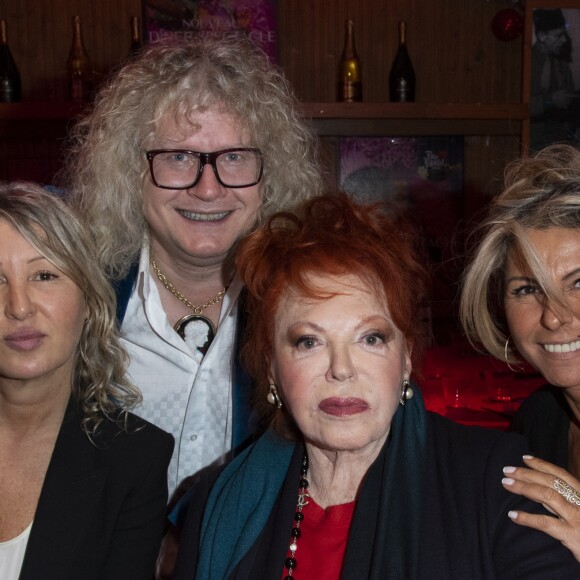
[523,0,580,152]
[340,136,465,315]
[142,0,278,62]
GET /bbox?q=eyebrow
[504,275,535,285]
[24,255,50,266]
[505,267,580,285]
[288,314,391,333]
[0,254,46,266]
[562,267,580,283]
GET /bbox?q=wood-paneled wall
[0,0,523,206]
[0,0,141,101]
[278,0,522,104]
[0,0,524,333]
[0,0,522,104]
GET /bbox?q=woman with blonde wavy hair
[0,182,173,580]
[460,143,580,561]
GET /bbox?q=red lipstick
[319,397,369,417]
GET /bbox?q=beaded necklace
[284,454,309,579]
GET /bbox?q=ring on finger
[554,478,580,506]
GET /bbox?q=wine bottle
[338,19,362,102]
[67,15,93,103]
[0,19,22,102]
[128,15,142,58]
[389,21,415,103]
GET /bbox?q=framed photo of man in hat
[523,1,580,151]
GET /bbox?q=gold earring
[267,384,282,409]
[504,336,518,372]
[399,379,414,406]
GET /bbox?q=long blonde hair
[460,144,580,363]
[0,182,142,436]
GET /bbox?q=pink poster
[143,0,278,62]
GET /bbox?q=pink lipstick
[4,329,45,351]
[319,397,369,417]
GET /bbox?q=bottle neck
[398,21,407,46]
[72,16,84,52]
[0,20,7,46]
[343,19,357,59]
[131,16,141,44]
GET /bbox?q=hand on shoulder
[502,455,580,562]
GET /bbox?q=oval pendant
[173,314,216,356]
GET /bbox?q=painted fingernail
[523,455,534,460]
[502,477,515,486]
[508,511,518,520]
[503,466,516,474]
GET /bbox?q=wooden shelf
[0,102,87,120]
[301,102,528,137]
[0,102,89,139]
[0,101,528,138]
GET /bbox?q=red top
[282,496,356,579]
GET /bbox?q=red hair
[236,192,429,435]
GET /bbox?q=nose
[187,161,225,202]
[4,281,36,320]
[326,343,357,383]
[540,297,572,330]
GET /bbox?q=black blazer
[175,412,580,579]
[509,384,571,469]
[18,400,174,580]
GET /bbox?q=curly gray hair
[60,34,324,279]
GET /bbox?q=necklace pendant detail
[174,314,216,355]
[150,257,227,355]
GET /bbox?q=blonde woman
[0,183,173,580]
[461,144,580,561]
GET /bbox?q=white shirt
[120,245,242,496]
[0,522,32,580]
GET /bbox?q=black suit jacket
[509,384,571,469]
[18,400,174,580]
[175,412,579,579]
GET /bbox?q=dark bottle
[389,21,415,103]
[0,19,22,102]
[338,19,362,102]
[67,15,93,103]
[128,15,142,58]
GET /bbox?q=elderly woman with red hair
[173,193,579,579]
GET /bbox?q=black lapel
[341,443,386,580]
[18,400,108,579]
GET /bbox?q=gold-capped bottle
[389,21,415,103]
[67,15,93,103]
[338,19,362,102]
[0,19,21,102]
[128,15,142,59]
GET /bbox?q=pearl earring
[399,379,414,406]
[267,384,282,409]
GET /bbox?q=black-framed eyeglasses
[146,147,263,189]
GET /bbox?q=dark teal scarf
[197,388,427,579]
